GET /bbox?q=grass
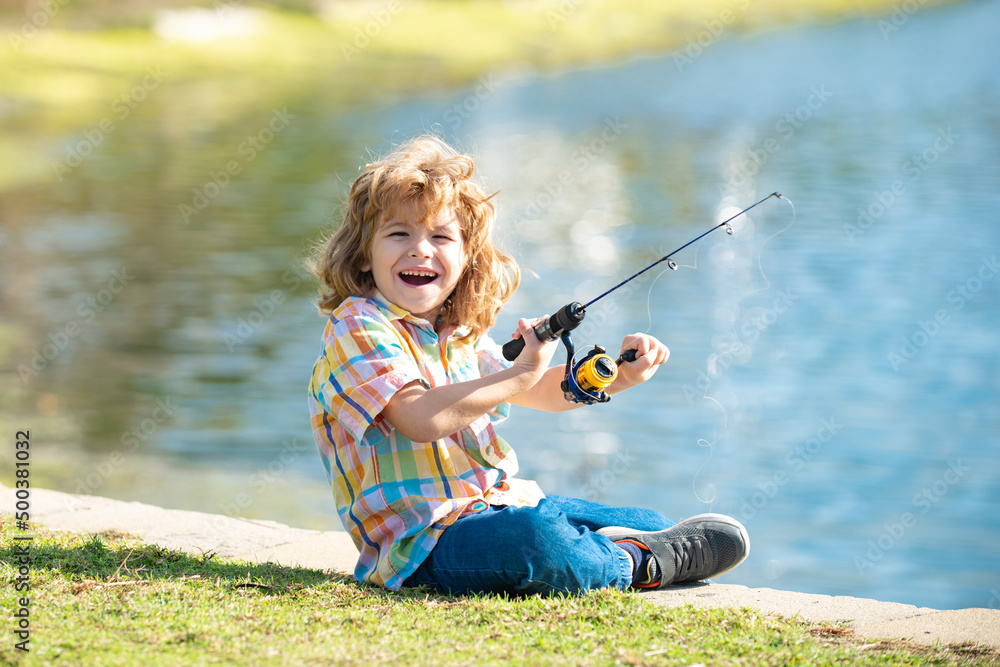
[1,520,997,666]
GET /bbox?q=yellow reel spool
[575,353,619,393]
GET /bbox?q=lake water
[4,0,999,611]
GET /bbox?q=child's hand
[510,317,560,382]
[611,333,670,394]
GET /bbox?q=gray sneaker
[597,513,750,589]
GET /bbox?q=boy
[308,136,749,595]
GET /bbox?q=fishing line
[692,398,724,506]
[589,192,796,508]
[736,195,797,313]
[638,212,716,336]
[687,193,798,511]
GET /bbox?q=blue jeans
[404,495,673,596]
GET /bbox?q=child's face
[363,205,466,323]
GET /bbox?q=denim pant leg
[544,494,674,533]
[406,495,673,596]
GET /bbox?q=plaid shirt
[308,293,533,590]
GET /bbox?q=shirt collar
[368,290,467,341]
[368,290,413,323]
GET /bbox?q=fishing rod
[501,191,784,404]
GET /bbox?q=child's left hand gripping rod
[501,302,586,361]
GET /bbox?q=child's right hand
[510,317,560,381]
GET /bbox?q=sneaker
[598,513,750,589]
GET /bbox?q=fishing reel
[559,334,637,405]
[499,301,638,405]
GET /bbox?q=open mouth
[398,269,438,286]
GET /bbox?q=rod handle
[501,302,586,361]
[616,349,639,365]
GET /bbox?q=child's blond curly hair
[311,135,520,341]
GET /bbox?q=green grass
[1,520,996,666]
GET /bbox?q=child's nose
[408,235,433,257]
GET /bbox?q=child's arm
[381,318,560,442]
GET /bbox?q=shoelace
[669,536,708,582]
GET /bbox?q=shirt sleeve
[475,332,514,424]
[312,311,425,444]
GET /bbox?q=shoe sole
[598,513,750,581]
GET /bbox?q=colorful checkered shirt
[308,293,525,590]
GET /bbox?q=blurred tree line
[0,0,326,28]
